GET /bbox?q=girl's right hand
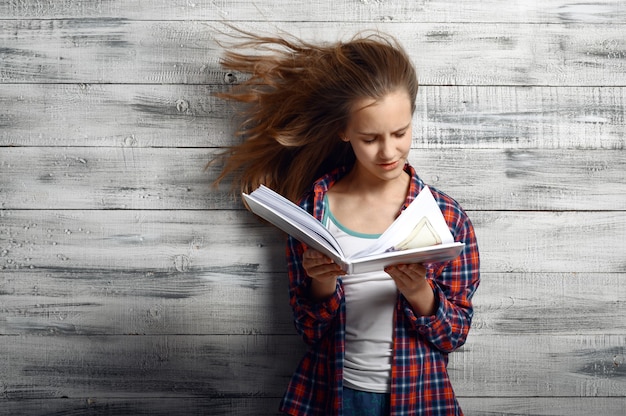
[302,248,346,300]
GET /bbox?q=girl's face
[342,89,413,185]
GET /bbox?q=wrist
[310,276,337,301]
[405,281,436,316]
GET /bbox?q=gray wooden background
[1,1,625,415]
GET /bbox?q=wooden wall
[1,1,625,415]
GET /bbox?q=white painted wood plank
[1,21,624,85]
[1,271,624,336]
[2,0,625,24]
[0,268,294,337]
[471,272,626,336]
[0,398,285,416]
[475,210,626,273]
[416,86,626,149]
[0,334,301,398]
[3,397,626,416]
[450,334,626,398]
[1,84,624,149]
[0,209,624,274]
[0,83,232,148]
[1,147,624,210]
[0,334,624,398]
[0,209,287,273]
[459,397,626,416]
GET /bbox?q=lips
[378,160,400,170]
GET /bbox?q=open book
[242,185,464,274]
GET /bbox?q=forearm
[403,286,473,353]
[289,276,342,346]
[287,238,342,344]
[310,275,338,301]
[386,263,436,316]
[404,280,437,316]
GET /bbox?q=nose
[378,136,394,160]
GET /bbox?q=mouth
[378,160,400,170]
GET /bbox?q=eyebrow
[356,122,411,136]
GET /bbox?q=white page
[347,242,464,274]
[243,185,344,255]
[348,186,453,259]
[243,185,464,274]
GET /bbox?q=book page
[348,186,453,259]
[243,185,462,274]
[243,185,345,257]
[347,242,464,274]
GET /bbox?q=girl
[213,30,480,416]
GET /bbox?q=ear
[339,132,350,142]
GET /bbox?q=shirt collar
[310,163,425,218]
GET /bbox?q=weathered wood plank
[1,271,625,337]
[0,334,624,398]
[0,209,288,274]
[1,21,624,85]
[1,84,624,149]
[0,398,286,416]
[475,210,626,273]
[459,397,626,416]
[469,272,626,336]
[0,334,301,399]
[0,83,231,148]
[2,0,625,24]
[1,209,624,274]
[1,147,624,211]
[3,397,626,416]
[0,268,294,337]
[454,334,626,397]
[416,86,626,150]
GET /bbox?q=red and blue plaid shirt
[279,164,480,416]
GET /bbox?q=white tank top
[323,198,397,393]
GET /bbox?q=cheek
[352,143,374,160]
[400,135,412,154]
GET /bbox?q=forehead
[347,90,413,130]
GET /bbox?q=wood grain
[1,209,625,275]
[1,84,624,149]
[1,147,624,210]
[0,334,624,399]
[2,0,625,24]
[2,1,626,413]
[2,397,626,416]
[1,21,624,85]
[2,271,625,337]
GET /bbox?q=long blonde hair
[212,29,419,203]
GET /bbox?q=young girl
[213,30,480,416]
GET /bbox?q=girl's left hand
[385,263,436,316]
[385,263,428,295]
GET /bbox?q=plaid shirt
[279,164,480,416]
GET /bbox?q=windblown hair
[212,30,419,203]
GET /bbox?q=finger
[310,262,341,275]
[303,249,323,259]
[386,264,425,278]
[303,256,331,270]
[306,259,346,279]
[303,249,334,265]
[385,264,411,278]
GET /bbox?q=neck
[340,164,410,197]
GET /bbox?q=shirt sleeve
[285,234,343,346]
[400,201,480,353]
